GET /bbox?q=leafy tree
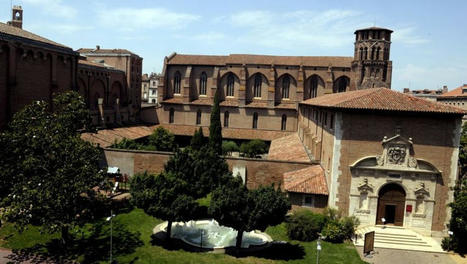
[443,177,467,253]
[148,127,175,151]
[209,178,290,249]
[129,172,199,240]
[190,127,206,151]
[222,140,239,156]
[0,92,105,245]
[286,209,327,241]
[209,89,222,155]
[240,139,268,158]
[459,122,467,177]
[110,138,143,150]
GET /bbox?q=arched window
[359,47,363,60]
[376,47,381,60]
[169,108,174,123]
[281,114,287,131]
[254,74,262,98]
[364,47,368,60]
[196,109,201,125]
[252,112,258,129]
[224,111,229,127]
[174,71,181,94]
[282,75,290,99]
[200,72,207,95]
[227,74,234,97]
[311,76,318,98]
[333,77,348,93]
[371,47,375,60]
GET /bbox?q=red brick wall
[337,112,460,231]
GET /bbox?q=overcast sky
[2,0,466,91]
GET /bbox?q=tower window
[364,47,368,60]
[254,74,262,98]
[311,76,318,98]
[196,110,201,125]
[376,47,381,60]
[174,71,181,94]
[200,72,207,95]
[227,73,234,97]
[169,108,174,123]
[252,112,258,129]
[282,75,290,99]
[224,111,229,127]
[281,114,287,131]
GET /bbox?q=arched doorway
[376,183,405,226]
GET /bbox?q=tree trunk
[61,225,70,246]
[235,228,244,249]
[166,220,173,241]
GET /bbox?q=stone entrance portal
[376,183,405,226]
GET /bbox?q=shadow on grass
[6,220,143,264]
[150,231,305,261]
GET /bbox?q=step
[375,236,424,242]
[375,233,419,239]
[374,238,429,246]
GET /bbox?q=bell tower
[352,27,393,89]
[8,5,23,29]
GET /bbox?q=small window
[224,111,229,127]
[254,74,262,98]
[169,108,174,123]
[330,114,334,129]
[252,112,258,129]
[227,74,235,97]
[303,195,313,207]
[282,76,290,99]
[281,114,287,131]
[200,72,207,95]
[174,71,181,94]
[196,110,201,125]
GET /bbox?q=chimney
[442,85,448,94]
[7,6,23,29]
[403,88,410,94]
[95,45,101,51]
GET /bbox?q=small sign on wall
[406,204,412,213]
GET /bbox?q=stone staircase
[353,225,445,253]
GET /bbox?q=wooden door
[376,183,406,226]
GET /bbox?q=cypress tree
[209,89,222,155]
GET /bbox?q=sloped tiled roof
[283,165,328,195]
[77,48,140,57]
[300,88,466,114]
[167,53,353,67]
[268,134,310,162]
[81,125,158,147]
[439,85,467,98]
[0,22,75,54]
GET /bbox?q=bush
[240,139,268,158]
[148,127,175,151]
[286,209,327,241]
[222,141,239,155]
[110,138,142,150]
[321,215,359,243]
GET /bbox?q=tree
[148,127,175,151]
[240,139,268,158]
[190,127,206,151]
[209,178,290,249]
[129,172,199,240]
[0,91,105,245]
[209,89,222,155]
[443,177,467,253]
[222,140,239,156]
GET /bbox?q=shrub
[222,141,239,155]
[110,138,142,150]
[286,209,327,241]
[240,139,268,158]
[321,215,360,243]
[148,127,175,151]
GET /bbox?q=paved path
[356,246,466,264]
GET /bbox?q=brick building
[437,84,467,122]
[0,6,80,129]
[156,27,393,139]
[298,88,464,236]
[403,86,448,102]
[141,73,150,103]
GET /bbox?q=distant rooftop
[77,47,140,57]
[439,84,467,98]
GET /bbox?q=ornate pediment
[376,135,417,168]
[357,178,373,193]
[414,182,430,198]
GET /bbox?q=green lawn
[0,208,366,264]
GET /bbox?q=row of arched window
[168,108,287,131]
[359,46,389,61]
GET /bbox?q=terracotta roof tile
[160,98,185,104]
[283,165,328,195]
[243,101,270,108]
[439,85,467,98]
[300,88,467,114]
[190,98,212,105]
[268,134,310,162]
[81,125,157,147]
[77,48,140,57]
[220,99,240,107]
[168,53,353,67]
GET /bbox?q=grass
[0,208,366,264]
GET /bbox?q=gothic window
[227,73,234,97]
[174,71,181,94]
[196,110,201,125]
[169,108,174,123]
[359,47,363,60]
[254,74,262,98]
[224,111,229,127]
[252,112,258,129]
[364,47,368,60]
[333,77,348,93]
[376,47,381,60]
[281,114,287,131]
[371,47,375,60]
[200,72,207,95]
[282,75,290,99]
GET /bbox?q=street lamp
[106,211,116,263]
[316,235,322,264]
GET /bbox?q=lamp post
[316,236,322,264]
[106,211,116,263]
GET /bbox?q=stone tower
[352,27,393,89]
[7,6,23,29]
